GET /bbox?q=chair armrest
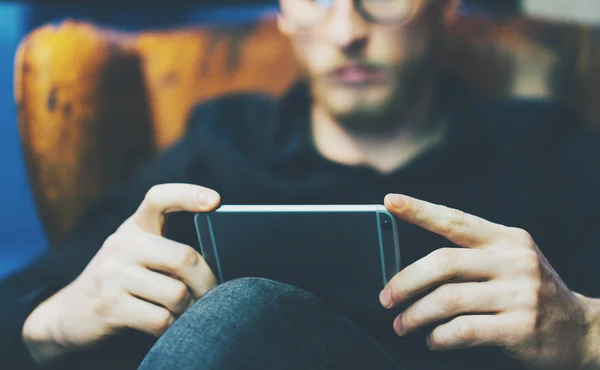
[15,21,155,244]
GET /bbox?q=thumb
[131,184,220,234]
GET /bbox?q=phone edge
[194,213,225,283]
[376,206,401,284]
[215,204,382,213]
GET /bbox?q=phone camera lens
[381,218,391,229]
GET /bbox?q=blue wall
[0,3,47,280]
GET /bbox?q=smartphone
[194,205,400,293]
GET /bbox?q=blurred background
[0,0,598,279]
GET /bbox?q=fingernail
[379,288,392,308]
[198,191,219,206]
[387,194,407,209]
[394,315,404,335]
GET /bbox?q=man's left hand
[381,194,599,370]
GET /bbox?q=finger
[118,296,176,338]
[381,248,500,308]
[132,233,217,299]
[133,184,220,234]
[427,313,528,351]
[394,282,509,336]
[384,194,505,247]
[125,266,195,316]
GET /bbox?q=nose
[325,0,368,54]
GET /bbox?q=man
[1,0,599,369]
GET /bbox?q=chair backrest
[14,13,600,244]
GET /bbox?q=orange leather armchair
[14,13,600,248]
[15,16,299,245]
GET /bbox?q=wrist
[578,294,600,369]
[22,293,70,365]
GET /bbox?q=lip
[326,64,387,86]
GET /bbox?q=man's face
[279,0,458,129]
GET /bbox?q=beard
[311,51,437,135]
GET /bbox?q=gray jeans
[139,278,402,370]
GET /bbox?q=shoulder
[484,99,599,162]
[467,97,600,198]
[469,98,594,171]
[478,98,600,210]
[472,98,574,150]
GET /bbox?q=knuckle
[102,232,142,254]
[144,185,163,208]
[517,249,542,277]
[400,309,416,329]
[507,228,536,248]
[525,282,542,308]
[454,319,478,343]
[387,280,404,303]
[171,283,191,306]
[448,207,467,226]
[516,311,538,339]
[428,332,444,348]
[87,269,123,318]
[438,285,463,312]
[89,255,119,282]
[96,256,123,276]
[150,311,174,335]
[176,248,200,270]
[449,207,468,224]
[511,282,540,309]
[411,200,426,221]
[102,233,122,252]
[91,291,119,318]
[442,208,469,239]
[432,248,459,273]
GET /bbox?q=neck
[311,80,446,174]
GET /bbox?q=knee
[215,277,286,292]
[202,277,316,310]
[188,277,322,323]
[208,277,309,302]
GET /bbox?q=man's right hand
[21,184,221,365]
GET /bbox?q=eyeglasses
[280,0,417,29]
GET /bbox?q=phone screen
[195,206,400,301]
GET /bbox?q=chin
[320,83,394,113]
[315,82,408,132]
